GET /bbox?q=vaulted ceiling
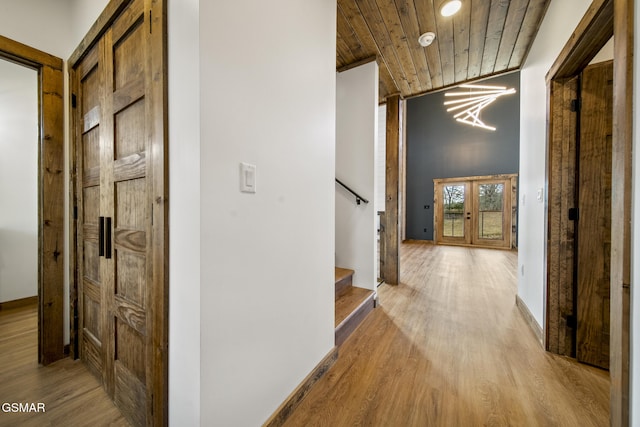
[337,0,551,101]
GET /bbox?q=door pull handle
[99,217,105,257]
[105,217,112,259]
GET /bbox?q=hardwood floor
[0,304,128,426]
[1,243,610,426]
[285,242,610,426]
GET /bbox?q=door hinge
[149,10,152,34]
[566,314,577,329]
[570,98,580,112]
[73,206,78,220]
[568,207,578,221]
[71,93,77,109]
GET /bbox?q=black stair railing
[335,178,369,205]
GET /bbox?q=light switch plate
[240,162,256,193]
[536,188,543,202]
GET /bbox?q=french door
[434,175,516,249]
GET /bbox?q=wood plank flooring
[0,304,128,426]
[285,242,610,426]
[0,243,610,426]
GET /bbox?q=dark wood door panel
[109,3,149,422]
[72,0,166,424]
[77,37,104,386]
[576,61,612,370]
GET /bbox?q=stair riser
[335,275,353,300]
[335,295,375,346]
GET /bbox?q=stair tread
[335,267,355,284]
[335,286,374,327]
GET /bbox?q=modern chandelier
[443,84,516,131]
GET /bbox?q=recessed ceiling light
[440,0,462,17]
[418,32,436,47]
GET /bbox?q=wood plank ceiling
[337,0,551,101]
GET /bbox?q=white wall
[167,0,201,424]
[376,104,386,278]
[0,60,38,303]
[518,0,591,328]
[199,0,336,425]
[68,0,112,55]
[590,37,614,65]
[376,104,387,213]
[0,0,75,59]
[336,62,379,290]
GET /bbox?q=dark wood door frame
[545,0,631,424]
[0,35,65,365]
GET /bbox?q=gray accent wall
[405,72,520,240]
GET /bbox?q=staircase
[334,267,376,346]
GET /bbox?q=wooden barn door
[71,0,167,424]
[576,61,613,370]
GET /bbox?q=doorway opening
[0,59,38,309]
[544,0,631,422]
[0,35,65,365]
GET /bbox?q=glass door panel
[443,184,465,238]
[435,182,470,245]
[477,182,504,239]
[472,179,510,247]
